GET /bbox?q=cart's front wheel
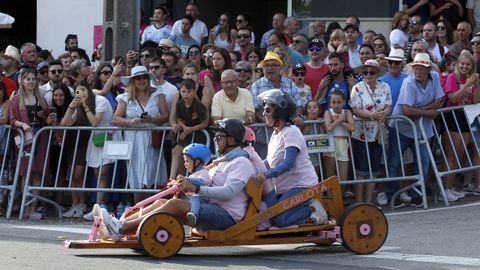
[339,203,388,254]
[137,213,184,258]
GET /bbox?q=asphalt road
[1,199,480,270]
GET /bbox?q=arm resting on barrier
[264,146,299,179]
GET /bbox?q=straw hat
[4,45,21,63]
[120,66,155,85]
[385,48,405,61]
[410,53,431,67]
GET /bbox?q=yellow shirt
[211,87,254,120]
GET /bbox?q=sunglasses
[50,69,63,75]
[189,50,200,56]
[203,53,213,58]
[362,70,377,76]
[237,34,250,39]
[437,26,446,30]
[159,46,170,52]
[235,68,250,73]
[214,134,228,140]
[219,18,227,23]
[235,19,244,24]
[293,71,306,76]
[309,46,322,52]
[388,60,402,65]
[39,70,48,75]
[293,39,304,44]
[255,68,263,73]
[100,70,112,76]
[373,43,384,48]
[134,75,149,80]
[409,20,418,25]
[263,107,273,114]
[149,65,161,70]
[471,41,480,46]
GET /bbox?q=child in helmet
[179,143,212,227]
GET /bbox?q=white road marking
[3,225,90,235]
[365,252,480,267]
[385,201,480,216]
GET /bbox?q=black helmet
[258,89,296,121]
[211,118,245,143]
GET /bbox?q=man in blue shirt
[386,53,444,207]
[379,48,409,109]
[260,13,286,49]
[169,15,199,58]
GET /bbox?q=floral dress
[350,80,392,142]
[116,92,167,189]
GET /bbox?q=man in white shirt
[422,21,448,64]
[141,6,172,45]
[344,24,361,69]
[39,60,74,106]
[149,57,178,110]
[170,3,208,45]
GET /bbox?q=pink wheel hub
[359,223,371,236]
[156,229,169,243]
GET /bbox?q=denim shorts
[351,138,382,177]
[195,201,236,231]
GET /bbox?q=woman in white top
[350,60,392,203]
[208,13,232,50]
[389,11,409,51]
[112,66,169,203]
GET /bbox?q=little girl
[323,90,355,182]
[292,63,312,107]
[181,143,212,227]
[327,29,351,72]
[302,100,324,177]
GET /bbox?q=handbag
[151,130,163,149]
[92,131,111,147]
[376,123,388,146]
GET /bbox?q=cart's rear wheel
[137,212,184,258]
[339,203,388,254]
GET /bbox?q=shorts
[195,201,236,231]
[444,110,470,133]
[351,138,382,177]
[324,137,349,162]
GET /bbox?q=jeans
[263,188,312,227]
[386,127,430,198]
[195,200,236,231]
[190,195,201,216]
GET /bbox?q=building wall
[36,0,103,58]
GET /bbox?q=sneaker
[91,204,109,240]
[101,208,123,242]
[63,203,86,218]
[399,192,412,203]
[450,189,466,198]
[410,197,423,208]
[393,198,406,209]
[83,211,94,221]
[186,212,197,227]
[376,192,388,206]
[439,189,459,202]
[308,199,328,225]
[462,183,476,194]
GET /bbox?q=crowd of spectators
[2,1,480,218]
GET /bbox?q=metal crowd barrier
[19,126,210,220]
[0,126,25,219]
[419,105,480,206]
[251,117,428,209]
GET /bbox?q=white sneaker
[83,211,94,221]
[101,208,123,242]
[376,192,388,206]
[308,199,328,225]
[63,203,86,218]
[186,212,197,227]
[439,189,459,202]
[450,189,465,198]
[399,192,412,203]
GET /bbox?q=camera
[75,89,83,97]
[49,107,57,114]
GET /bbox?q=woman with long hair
[208,12,232,50]
[389,11,409,50]
[9,69,50,217]
[91,62,124,109]
[203,48,232,108]
[437,19,454,49]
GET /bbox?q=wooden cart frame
[65,176,388,258]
